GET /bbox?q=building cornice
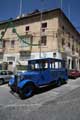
[0,8,80,38]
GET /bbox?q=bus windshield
[28,60,48,71]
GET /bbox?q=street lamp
[39,10,43,58]
[60,0,63,9]
[39,0,45,58]
[19,0,23,17]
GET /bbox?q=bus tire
[56,79,61,87]
[19,83,34,99]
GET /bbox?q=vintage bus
[9,58,68,99]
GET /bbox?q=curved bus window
[50,61,64,69]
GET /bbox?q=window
[50,61,63,69]
[67,32,70,37]
[41,36,47,46]
[62,38,65,46]
[62,26,65,35]
[42,22,47,28]
[3,40,6,48]
[0,41,3,48]
[72,36,74,39]
[25,26,29,31]
[68,42,70,48]
[1,71,7,75]
[20,51,31,60]
[28,61,48,71]
[9,62,13,64]
[58,62,62,68]
[53,53,56,57]
[7,56,15,61]
[72,44,75,51]
[20,36,31,48]
[11,40,15,48]
[0,53,3,60]
[62,26,64,30]
[39,62,48,70]
[51,62,55,69]
[76,48,78,52]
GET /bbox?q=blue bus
[9,58,68,99]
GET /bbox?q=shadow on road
[10,90,20,99]
[35,81,67,95]
[35,84,59,95]
[9,83,66,100]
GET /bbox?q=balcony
[19,50,31,61]
[72,51,79,58]
[20,56,31,61]
[19,46,31,51]
[60,45,72,56]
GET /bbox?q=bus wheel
[57,79,61,87]
[63,80,67,84]
[19,84,34,99]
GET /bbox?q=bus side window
[50,63,52,69]
[58,62,62,68]
[35,63,39,69]
[55,62,58,69]
[45,62,48,69]
[52,62,55,69]
[63,61,66,68]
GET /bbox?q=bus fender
[18,80,32,89]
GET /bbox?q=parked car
[9,58,68,99]
[0,70,13,85]
[68,69,80,79]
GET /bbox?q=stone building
[0,8,80,70]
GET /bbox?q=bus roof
[28,58,65,63]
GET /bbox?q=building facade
[0,8,80,70]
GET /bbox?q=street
[0,78,80,120]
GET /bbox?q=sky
[0,0,80,31]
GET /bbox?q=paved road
[0,78,80,120]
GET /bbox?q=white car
[0,70,13,85]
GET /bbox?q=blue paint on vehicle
[9,78,15,86]
[18,80,32,88]
[9,58,68,98]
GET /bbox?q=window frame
[25,26,30,31]
[41,36,47,46]
[42,22,47,28]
